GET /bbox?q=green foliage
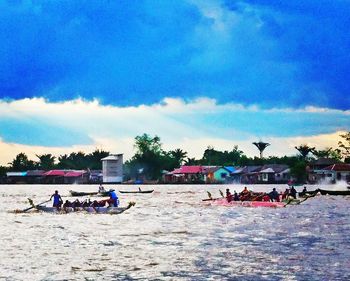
[312,147,342,161]
[126,134,165,180]
[8,153,36,171]
[0,165,9,177]
[290,161,307,183]
[36,154,56,170]
[338,131,350,162]
[295,144,315,160]
[200,145,244,166]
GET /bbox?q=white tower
[101,154,123,183]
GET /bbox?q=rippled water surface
[0,184,349,280]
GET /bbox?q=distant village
[1,132,350,185]
[3,156,350,185]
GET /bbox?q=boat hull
[318,189,350,196]
[35,205,131,214]
[69,190,110,197]
[119,190,154,194]
[211,198,286,208]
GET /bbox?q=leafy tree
[87,149,110,169]
[57,154,73,169]
[127,134,164,180]
[338,131,350,163]
[312,148,342,161]
[36,154,56,170]
[0,165,9,177]
[184,157,199,165]
[8,153,36,171]
[290,161,307,183]
[169,149,187,167]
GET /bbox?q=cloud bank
[0,97,348,165]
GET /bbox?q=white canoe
[34,202,135,214]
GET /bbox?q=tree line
[1,132,349,181]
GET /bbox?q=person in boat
[50,190,63,209]
[72,199,82,209]
[240,186,251,201]
[262,194,271,202]
[63,200,73,212]
[226,189,233,202]
[82,199,91,208]
[91,200,106,208]
[290,186,297,199]
[63,200,72,208]
[282,188,290,200]
[98,184,106,193]
[233,191,240,201]
[268,188,280,202]
[107,189,119,207]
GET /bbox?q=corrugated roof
[26,170,45,176]
[323,164,350,171]
[101,154,123,161]
[260,168,275,173]
[44,170,66,176]
[6,172,27,177]
[65,171,85,177]
[172,165,203,174]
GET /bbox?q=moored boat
[69,190,110,197]
[119,189,154,194]
[318,189,350,196]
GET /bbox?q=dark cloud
[0,0,349,109]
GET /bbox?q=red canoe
[211,198,286,208]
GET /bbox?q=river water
[0,184,349,281]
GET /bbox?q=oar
[21,198,51,212]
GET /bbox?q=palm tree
[36,154,56,170]
[169,149,188,167]
[253,141,270,159]
[295,144,315,160]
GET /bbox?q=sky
[0,0,349,165]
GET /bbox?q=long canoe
[119,190,154,194]
[318,189,350,196]
[69,190,110,197]
[31,201,135,214]
[298,190,319,197]
[210,198,286,208]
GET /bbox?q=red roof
[43,170,66,176]
[323,164,350,171]
[174,166,203,174]
[64,171,85,177]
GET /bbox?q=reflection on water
[0,184,349,280]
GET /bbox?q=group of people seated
[50,188,119,210]
[225,185,302,203]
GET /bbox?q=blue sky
[0,0,349,164]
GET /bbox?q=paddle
[202,191,223,201]
[219,190,224,198]
[21,198,51,213]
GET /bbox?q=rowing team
[50,189,119,210]
[225,186,299,203]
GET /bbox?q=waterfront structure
[204,166,232,183]
[316,164,350,183]
[101,154,123,183]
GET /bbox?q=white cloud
[0,97,349,165]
